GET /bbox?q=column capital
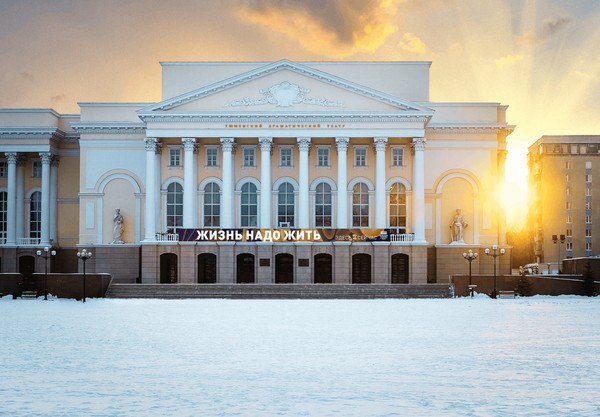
[412,137,426,152]
[51,155,60,167]
[335,137,349,152]
[297,137,311,152]
[259,136,273,152]
[220,137,235,152]
[5,152,18,164]
[39,152,52,164]
[144,137,159,152]
[374,137,388,152]
[182,137,197,152]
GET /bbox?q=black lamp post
[484,245,505,299]
[36,246,56,300]
[462,249,478,297]
[77,249,93,302]
[552,234,565,274]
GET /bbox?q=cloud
[235,0,400,57]
[517,16,571,45]
[494,54,524,67]
[19,71,34,82]
[50,94,66,103]
[398,32,427,54]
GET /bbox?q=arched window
[30,191,41,239]
[389,182,406,233]
[166,183,183,230]
[352,182,369,227]
[204,182,220,227]
[315,182,332,227]
[277,182,294,227]
[241,183,258,227]
[0,191,6,243]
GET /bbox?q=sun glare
[502,145,529,228]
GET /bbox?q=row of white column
[143,136,426,243]
[4,152,58,246]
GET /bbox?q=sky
[1,0,599,226]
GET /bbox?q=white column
[39,152,52,245]
[412,138,427,243]
[144,138,158,241]
[297,137,311,228]
[16,156,25,241]
[259,137,273,228]
[182,137,197,228]
[50,156,59,243]
[335,137,349,228]
[220,138,235,228]
[6,153,17,245]
[374,137,388,228]
[155,143,162,233]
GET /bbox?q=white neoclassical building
[0,59,513,285]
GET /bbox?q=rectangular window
[566,174,570,183]
[566,242,573,251]
[0,161,6,178]
[586,201,592,210]
[566,201,572,210]
[206,147,218,167]
[565,161,572,170]
[586,188,592,197]
[586,215,592,223]
[586,174,592,182]
[391,147,403,167]
[586,242,592,251]
[355,147,367,167]
[280,147,292,167]
[586,161,592,169]
[567,215,572,223]
[571,144,578,154]
[586,229,592,237]
[32,160,42,178]
[566,229,572,237]
[169,147,182,167]
[317,147,329,167]
[243,147,255,167]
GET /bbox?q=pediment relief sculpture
[225,81,343,108]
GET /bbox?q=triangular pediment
[138,60,433,118]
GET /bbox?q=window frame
[205,146,219,168]
[168,146,182,167]
[354,146,367,167]
[279,146,293,168]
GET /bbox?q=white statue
[450,209,467,243]
[112,208,124,244]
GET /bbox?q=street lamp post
[484,245,505,299]
[552,234,565,274]
[36,246,56,300]
[77,249,93,302]
[462,249,479,297]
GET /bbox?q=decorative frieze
[226,81,343,108]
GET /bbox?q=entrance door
[352,253,371,284]
[275,253,293,283]
[19,255,35,276]
[314,253,332,283]
[160,253,178,283]
[237,253,255,283]
[391,254,409,283]
[198,253,217,283]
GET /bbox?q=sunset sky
[1,0,599,226]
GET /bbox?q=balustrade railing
[155,233,179,242]
[390,233,415,243]
[17,238,41,245]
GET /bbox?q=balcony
[155,233,179,242]
[390,233,415,243]
[17,238,41,246]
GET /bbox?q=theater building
[0,60,513,285]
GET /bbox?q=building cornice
[139,112,431,124]
[426,123,514,135]
[71,122,147,134]
[0,127,68,141]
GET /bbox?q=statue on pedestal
[112,208,124,244]
[450,209,467,244]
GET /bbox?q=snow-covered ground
[1,295,599,417]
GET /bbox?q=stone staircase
[105,283,454,299]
